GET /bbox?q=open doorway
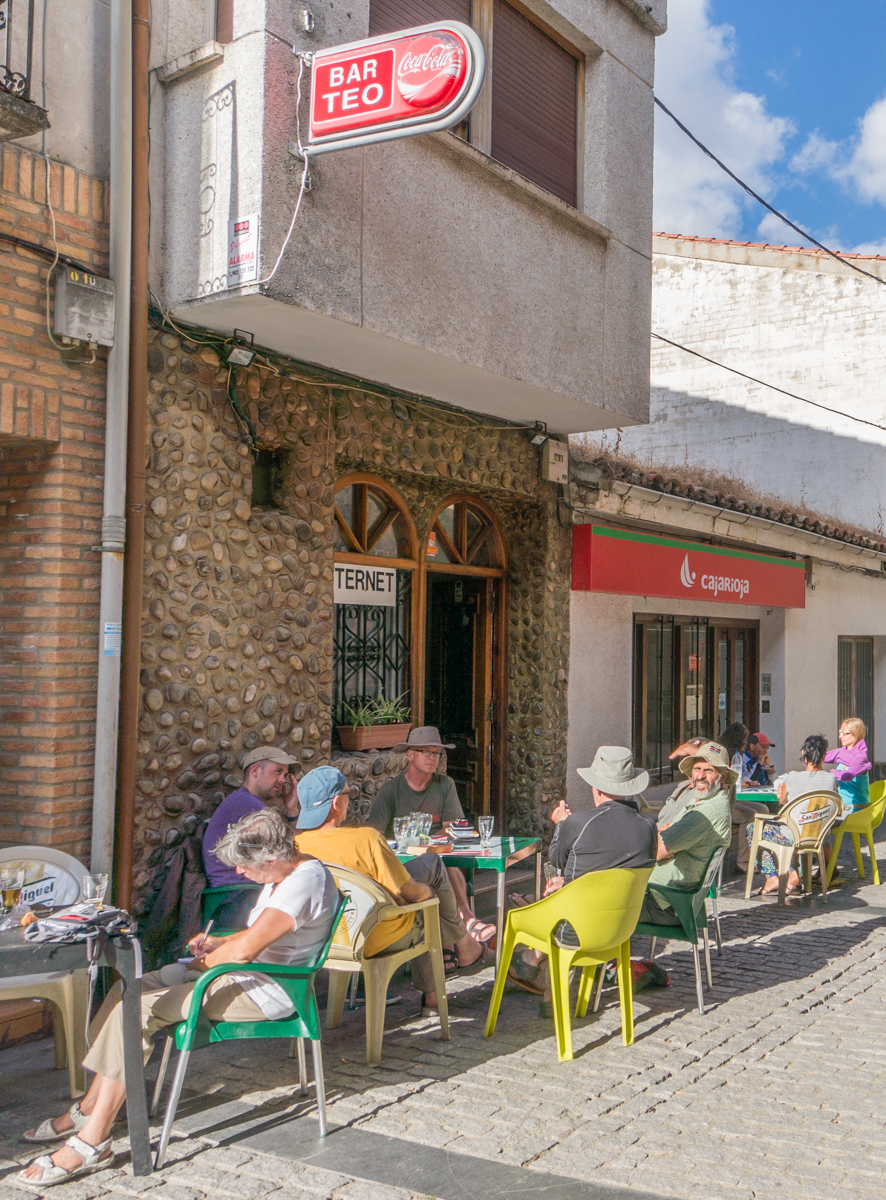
[423,497,507,823]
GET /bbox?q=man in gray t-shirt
[366,727,493,940]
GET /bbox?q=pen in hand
[194,919,214,955]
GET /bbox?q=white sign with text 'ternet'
[334,564,397,606]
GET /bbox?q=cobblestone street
[3,846,886,1200]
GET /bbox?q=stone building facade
[132,326,570,911]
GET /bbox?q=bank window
[634,615,758,785]
[838,637,874,748]
[333,477,416,724]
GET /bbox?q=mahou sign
[307,22,485,155]
[572,525,806,609]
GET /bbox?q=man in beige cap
[202,746,300,928]
[367,727,496,943]
[639,740,733,927]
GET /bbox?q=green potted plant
[336,694,412,752]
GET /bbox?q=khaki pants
[381,913,435,994]
[734,800,771,869]
[402,853,467,947]
[82,969,265,1084]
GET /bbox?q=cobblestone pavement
[3,841,886,1200]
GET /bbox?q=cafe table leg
[120,961,152,1175]
[534,849,542,902]
[495,869,506,969]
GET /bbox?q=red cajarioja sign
[307,22,485,155]
[572,525,806,609]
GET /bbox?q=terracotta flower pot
[336,722,412,752]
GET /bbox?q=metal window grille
[0,0,36,101]
[333,570,411,718]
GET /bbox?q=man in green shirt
[639,740,734,926]
[367,726,495,942]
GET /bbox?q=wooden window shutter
[215,0,234,44]
[490,0,578,206]
[369,0,471,37]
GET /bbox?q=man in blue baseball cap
[295,765,487,1015]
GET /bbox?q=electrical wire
[42,150,66,350]
[651,331,886,434]
[654,96,886,288]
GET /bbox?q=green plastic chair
[484,866,653,1062]
[827,779,886,886]
[152,893,347,1168]
[200,883,263,934]
[633,846,726,1016]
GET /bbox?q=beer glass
[82,873,109,908]
[393,817,409,848]
[0,867,24,913]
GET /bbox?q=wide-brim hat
[577,746,649,796]
[679,739,739,787]
[393,725,456,752]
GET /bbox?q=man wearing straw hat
[638,740,734,927]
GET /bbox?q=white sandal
[21,1101,89,1143]
[17,1134,114,1189]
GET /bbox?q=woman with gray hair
[18,809,339,1190]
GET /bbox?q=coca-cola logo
[396,34,465,108]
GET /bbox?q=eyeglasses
[414,748,443,758]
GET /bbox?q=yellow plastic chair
[323,864,449,1065]
[826,779,886,886]
[484,867,653,1062]
[744,790,842,903]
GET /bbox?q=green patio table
[397,836,542,967]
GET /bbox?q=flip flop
[507,961,544,995]
[508,892,531,908]
[441,948,459,975]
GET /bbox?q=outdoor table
[738,787,780,809]
[397,836,542,966]
[0,927,152,1175]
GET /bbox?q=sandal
[506,958,544,995]
[420,993,440,1019]
[18,1135,114,1190]
[508,892,531,908]
[441,948,459,975]
[22,1102,89,1144]
[465,916,497,947]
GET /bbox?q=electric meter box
[53,268,116,347]
[541,439,569,484]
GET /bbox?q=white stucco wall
[575,239,886,533]
[567,560,886,809]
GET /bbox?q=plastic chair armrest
[376,896,440,920]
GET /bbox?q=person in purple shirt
[203,745,300,927]
[824,717,872,813]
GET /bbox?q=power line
[654,96,886,288]
[651,331,886,434]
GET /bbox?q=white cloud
[653,0,795,240]
[848,239,886,256]
[791,96,886,209]
[755,211,814,246]
[789,132,839,175]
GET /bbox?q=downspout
[90,0,132,879]
[114,0,150,907]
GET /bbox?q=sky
[653,0,886,253]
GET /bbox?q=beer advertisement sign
[307,22,485,155]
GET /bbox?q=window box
[336,722,413,752]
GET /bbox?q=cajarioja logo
[680,553,750,599]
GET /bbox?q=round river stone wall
[133,329,570,913]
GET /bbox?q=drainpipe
[114,0,150,908]
[90,0,132,880]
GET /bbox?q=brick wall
[0,144,109,859]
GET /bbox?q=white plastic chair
[744,791,842,904]
[0,847,90,1095]
[323,864,449,1065]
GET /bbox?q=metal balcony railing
[0,0,35,102]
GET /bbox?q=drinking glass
[82,873,109,908]
[393,817,409,848]
[544,861,558,883]
[420,813,433,838]
[479,815,494,848]
[0,867,24,913]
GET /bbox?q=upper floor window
[368,0,471,36]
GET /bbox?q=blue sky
[653,0,886,252]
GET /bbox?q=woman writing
[18,809,340,1189]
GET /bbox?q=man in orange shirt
[294,766,483,1013]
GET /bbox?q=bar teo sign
[307,22,485,155]
[571,525,806,609]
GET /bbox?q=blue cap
[296,766,348,829]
